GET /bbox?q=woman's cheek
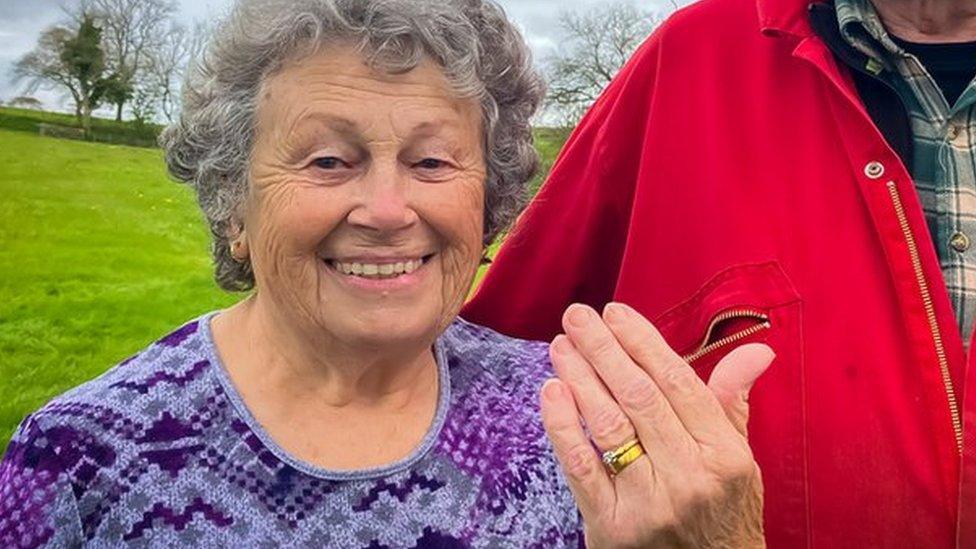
[248,184,317,284]
[437,250,476,333]
[249,221,293,287]
[436,224,482,326]
[265,181,338,246]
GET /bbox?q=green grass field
[0,120,569,451]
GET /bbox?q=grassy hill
[0,130,239,451]
[0,106,162,148]
[0,121,569,451]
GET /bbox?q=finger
[561,304,693,453]
[550,335,636,451]
[707,343,775,436]
[601,302,732,442]
[550,336,665,495]
[540,378,615,520]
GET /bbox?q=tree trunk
[82,100,93,141]
[115,102,123,122]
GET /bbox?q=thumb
[706,343,775,436]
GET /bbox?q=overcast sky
[0,0,681,113]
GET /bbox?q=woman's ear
[230,225,249,262]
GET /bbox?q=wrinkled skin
[870,0,976,42]
[541,303,773,548]
[211,44,487,470]
[246,44,486,355]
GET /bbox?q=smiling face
[244,44,486,351]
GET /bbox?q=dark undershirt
[889,35,976,107]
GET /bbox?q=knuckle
[635,343,671,369]
[588,406,633,444]
[546,415,579,440]
[558,363,590,386]
[561,442,600,481]
[618,380,661,413]
[588,333,620,361]
[660,363,697,394]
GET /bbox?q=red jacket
[462,0,976,545]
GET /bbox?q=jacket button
[951,232,970,253]
[864,161,885,179]
[947,123,961,141]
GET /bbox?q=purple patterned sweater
[0,313,582,547]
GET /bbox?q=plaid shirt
[836,0,976,344]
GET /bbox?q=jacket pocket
[652,261,808,548]
[680,307,771,366]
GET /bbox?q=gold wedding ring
[601,439,646,475]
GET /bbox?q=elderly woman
[1,0,575,544]
[0,0,773,546]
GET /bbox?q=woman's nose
[346,170,418,232]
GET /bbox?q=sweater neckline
[198,311,453,481]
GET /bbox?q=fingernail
[567,305,592,327]
[551,335,571,355]
[542,378,566,401]
[603,302,628,323]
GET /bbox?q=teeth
[330,258,426,279]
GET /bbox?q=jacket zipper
[807,0,963,461]
[807,6,963,455]
[886,180,963,453]
[682,309,771,364]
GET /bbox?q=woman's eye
[313,157,345,170]
[415,158,446,170]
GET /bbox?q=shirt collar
[834,0,908,66]
[755,0,816,38]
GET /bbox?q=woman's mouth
[326,254,434,280]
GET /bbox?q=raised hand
[540,302,775,548]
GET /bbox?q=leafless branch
[65,0,177,120]
[544,2,667,125]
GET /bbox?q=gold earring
[231,240,247,262]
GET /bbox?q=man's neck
[873,0,976,43]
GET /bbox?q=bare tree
[73,0,177,121]
[142,21,207,123]
[545,2,665,125]
[14,27,79,117]
[14,15,110,138]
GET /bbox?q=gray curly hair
[161,0,546,292]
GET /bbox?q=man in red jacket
[464,0,976,545]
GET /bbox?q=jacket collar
[756,0,817,38]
